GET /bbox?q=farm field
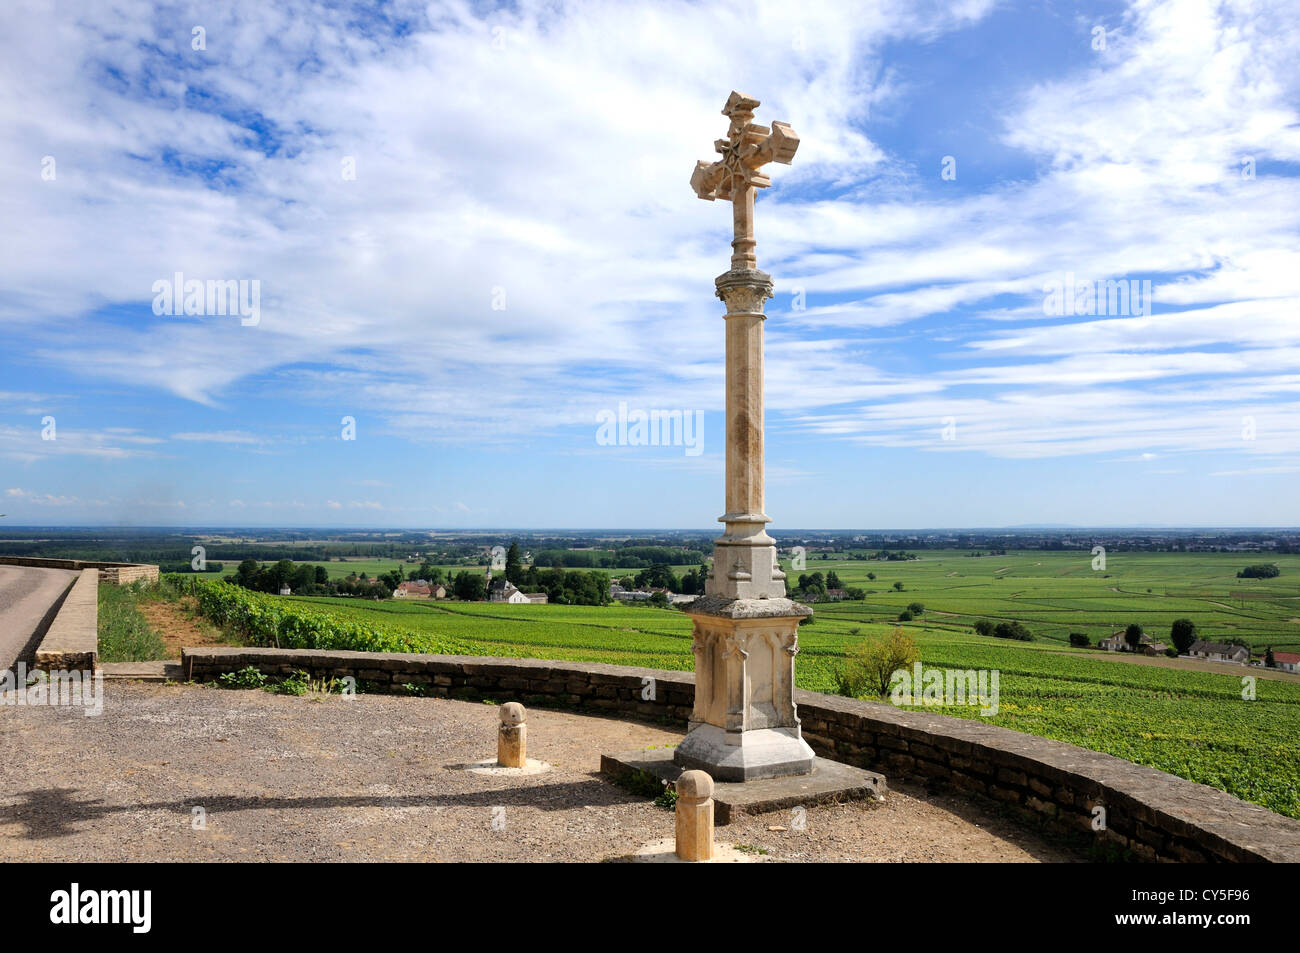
[275,559,1300,820]
[786,549,1300,653]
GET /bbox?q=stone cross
[690,91,800,272]
[675,92,815,782]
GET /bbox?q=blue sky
[2,0,1299,529]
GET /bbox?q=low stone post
[498,702,526,768]
[675,770,715,862]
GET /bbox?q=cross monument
[674,91,815,781]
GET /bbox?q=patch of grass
[735,843,770,855]
[97,582,168,662]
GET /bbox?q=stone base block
[674,724,814,781]
[602,747,886,825]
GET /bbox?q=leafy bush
[834,627,919,698]
[1069,632,1090,647]
[218,666,268,689]
[898,609,913,622]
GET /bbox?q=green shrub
[218,666,269,689]
[835,627,919,698]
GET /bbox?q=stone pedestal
[674,595,815,782]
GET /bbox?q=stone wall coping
[0,555,158,572]
[34,568,98,671]
[179,646,1300,862]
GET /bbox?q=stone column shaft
[708,267,786,601]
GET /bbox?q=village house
[394,581,432,599]
[1269,651,1300,673]
[610,583,652,602]
[1097,631,1167,655]
[488,576,531,604]
[1186,640,1251,664]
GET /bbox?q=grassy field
[271,549,1300,819]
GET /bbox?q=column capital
[715,268,774,310]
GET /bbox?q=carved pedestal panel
[674,597,814,781]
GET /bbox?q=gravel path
[0,682,1084,862]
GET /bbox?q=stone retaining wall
[180,646,1300,863]
[0,556,159,586]
[34,568,99,671]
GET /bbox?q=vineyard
[172,559,1300,819]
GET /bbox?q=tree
[235,558,260,588]
[1237,564,1280,579]
[973,619,994,637]
[1068,632,1090,647]
[898,609,913,622]
[893,581,904,591]
[267,559,295,592]
[993,621,1034,642]
[634,564,679,592]
[1266,646,1276,668]
[906,602,925,616]
[505,541,523,586]
[834,627,919,698]
[826,570,842,589]
[1169,618,1198,655]
[866,572,876,581]
[452,571,486,601]
[1124,623,1144,652]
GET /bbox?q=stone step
[602,747,886,825]
[99,661,184,682]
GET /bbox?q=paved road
[0,565,77,672]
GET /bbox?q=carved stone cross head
[691,91,799,270]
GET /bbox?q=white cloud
[0,0,1297,471]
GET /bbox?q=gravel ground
[0,682,1084,862]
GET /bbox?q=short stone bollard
[674,769,715,862]
[497,702,526,768]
